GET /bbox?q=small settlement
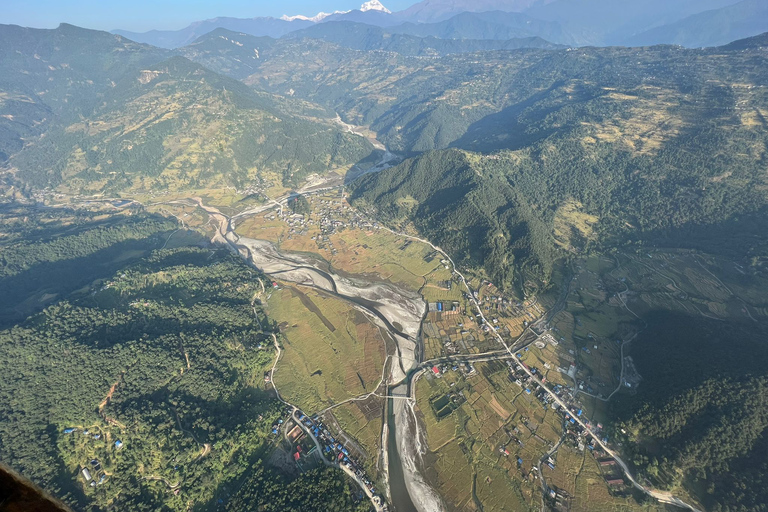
[270,406,387,511]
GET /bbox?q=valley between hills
[1,12,768,512]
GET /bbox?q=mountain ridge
[109,0,764,49]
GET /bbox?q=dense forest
[350,132,768,290]
[225,466,371,512]
[3,20,768,512]
[611,312,768,512]
[0,210,369,511]
[0,205,180,324]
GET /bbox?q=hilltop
[0,25,374,197]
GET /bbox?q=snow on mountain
[283,1,390,23]
[361,0,392,13]
[280,11,346,23]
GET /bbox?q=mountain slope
[244,37,768,156]
[286,21,563,55]
[0,23,169,162]
[179,28,277,79]
[627,0,768,47]
[527,0,745,45]
[389,11,574,43]
[9,56,373,195]
[113,17,312,49]
[395,0,547,23]
[347,40,768,289]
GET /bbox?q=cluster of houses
[80,458,108,488]
[62,427,124,450]
[303,413,382,502]
[266,194,381,255]
[272,407,386,511]
[63,428,123,489]
[427,301,461,314]
[545,485,573,510]
[503,354,630,490]
[430,361,476,378]
[474,280,541,319]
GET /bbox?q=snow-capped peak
[281,1,390,23]
[280,11,345,23]
[360,0,391,13]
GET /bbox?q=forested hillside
[0,204,179,323]
[0,24,167,163]
[0,215,367,511]
[242,36,768,154]
[612,312,768,512]
[0,24,374,196]
[351,123,768,291]
[345,37,768,289]
[350,150,557,290]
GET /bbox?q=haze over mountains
[112,0,768,49]
[2,0,768,510]
[4,19,768,287]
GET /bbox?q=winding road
[59,190,701,511]
[376,227,702,512]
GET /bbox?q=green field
[267,284,387,413]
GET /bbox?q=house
[606,478,624,486]
[293,452,301,462]
[82,468,92,481]
[114,440,124,449]
[63,428,76,434]
[432,366,440,375]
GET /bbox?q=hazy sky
[1,0,416,32]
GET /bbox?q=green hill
[0,25,374,196]
[180,28,277,80]
[241,37,768,157]
[0,24,168,163]
[0,212,366,511]
[612,311,768,512]
[349,39,768,289]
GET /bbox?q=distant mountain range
[284,21,565,55]
[113,17,313,49]
[626,0,768,47]
[110,0,767,49]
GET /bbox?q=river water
[228,233,444,512]
[387,398,418,512]
[194,146,444,511]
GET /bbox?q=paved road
[380,228,702,512]
[268,332,386,511]
[61,195,699,511]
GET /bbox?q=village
[62,427,124,490]
[268,405,387,511]
[236,189,641,510]
[423,340,631,502]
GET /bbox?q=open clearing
[267,284,386,414]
